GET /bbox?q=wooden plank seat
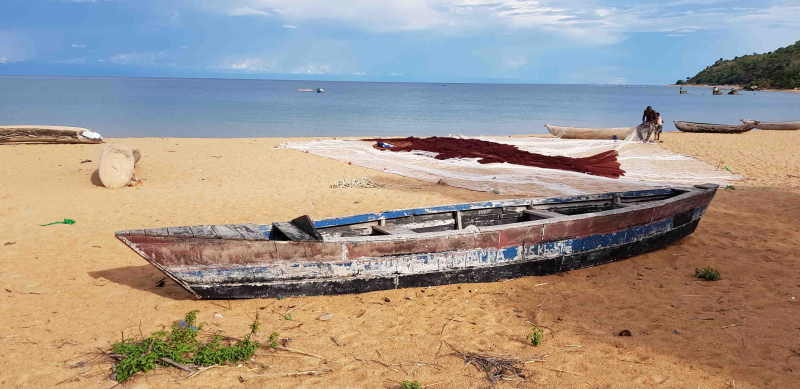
[523,209,564,220]
[373,225,417,235]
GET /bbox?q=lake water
[1,76,797,138]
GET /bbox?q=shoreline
[665,84,800,94]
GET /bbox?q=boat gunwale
[311,187,675,229]
[322,185,702,243]
[673,120,753,126]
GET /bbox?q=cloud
[281,24,297,28]
[185,0,798,46]
[227,57,278,71]
[0,31,35,63]
[52,57,87,64]
[503,58,527,69]
[228,7,269,16]
[352,71,366,75]
[390,72,403,76]
[108,52,166,65]
[71,44,86,48]
[292,63,331,74]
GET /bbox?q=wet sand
[0,131,798,388]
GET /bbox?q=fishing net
[287,132,740,197]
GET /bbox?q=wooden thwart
[373,225,417,235]
[523,209,564,220]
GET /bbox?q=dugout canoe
[116,184,718,299]
[0,125,104,144]
[741,119,800,131]
[545,124,634,140]
[674,121,756,134]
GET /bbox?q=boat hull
[117,185,717,299]
[741,119,800,131]
[545,125,633,140]
[674,121,755,134]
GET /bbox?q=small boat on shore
[545,124,634,140]
[0,125,104,144]
[116,184,718,299]
[674,121,756,134]
[741,119,800,131]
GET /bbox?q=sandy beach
[1,131,798,388]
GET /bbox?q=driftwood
[0,126,104,144]
[99,144,141,189]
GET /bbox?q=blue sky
[1,0,798,84]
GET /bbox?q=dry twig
[721,318,746,329]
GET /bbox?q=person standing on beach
[653,112,663,143]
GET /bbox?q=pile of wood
[0,126,104,144]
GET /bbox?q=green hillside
[677,40,800,89]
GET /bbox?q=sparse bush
[695,267,720,281]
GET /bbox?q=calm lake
[1,76,797,138]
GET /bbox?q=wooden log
[0,126,104,144]
[98,143,141,189]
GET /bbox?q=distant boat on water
[317,88,324,93]
[297,89,313,92]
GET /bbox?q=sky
[0,0,798,84]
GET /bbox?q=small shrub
[401,381,422,389]
[112,311,273,382]
[526,326,544,346]
[695,267,720,281]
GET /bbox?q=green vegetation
[112,311,275,382]
[685,40,800,89]
[526,326,544,346]
[400,381,423,389]
[695,267,720,281]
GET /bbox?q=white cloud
[503,58,527,69]
[390,72,403,76]
[292,63,331,74]
[281,24,297,28]
[0,57,8,64]
[352,71,366,75]
[71,44,86,48]
[52,57,87,64]
[228,57,278,71]
[108,52,166,65]
[228,7,269,16]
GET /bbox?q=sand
[1,132,798,389]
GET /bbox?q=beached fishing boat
[741,119,800,131]
[0,125,104,144]
[116,184,718,299]
[674,121,756,134]
[545,124,634,140]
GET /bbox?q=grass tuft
[695,267,720,281]
[111,311,274,382]
[400,381,422,389]
[526,326,544,347]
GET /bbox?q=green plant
[284,312,293,320]
[526,326,544,346]
[111,311,273,382]
[695,267,720,281]
[400,381,422,389]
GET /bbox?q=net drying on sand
[288,135,741,197]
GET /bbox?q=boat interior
[266,188,690,241]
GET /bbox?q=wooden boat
[544,125,634,140]
[116,184,718,299]
[0,125,104,144]
[674,121,756,134]
[741,119,800,131]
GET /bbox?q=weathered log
[99,144,141,189]
[0,126,104,144]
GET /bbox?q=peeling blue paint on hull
[186,219,700,299]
